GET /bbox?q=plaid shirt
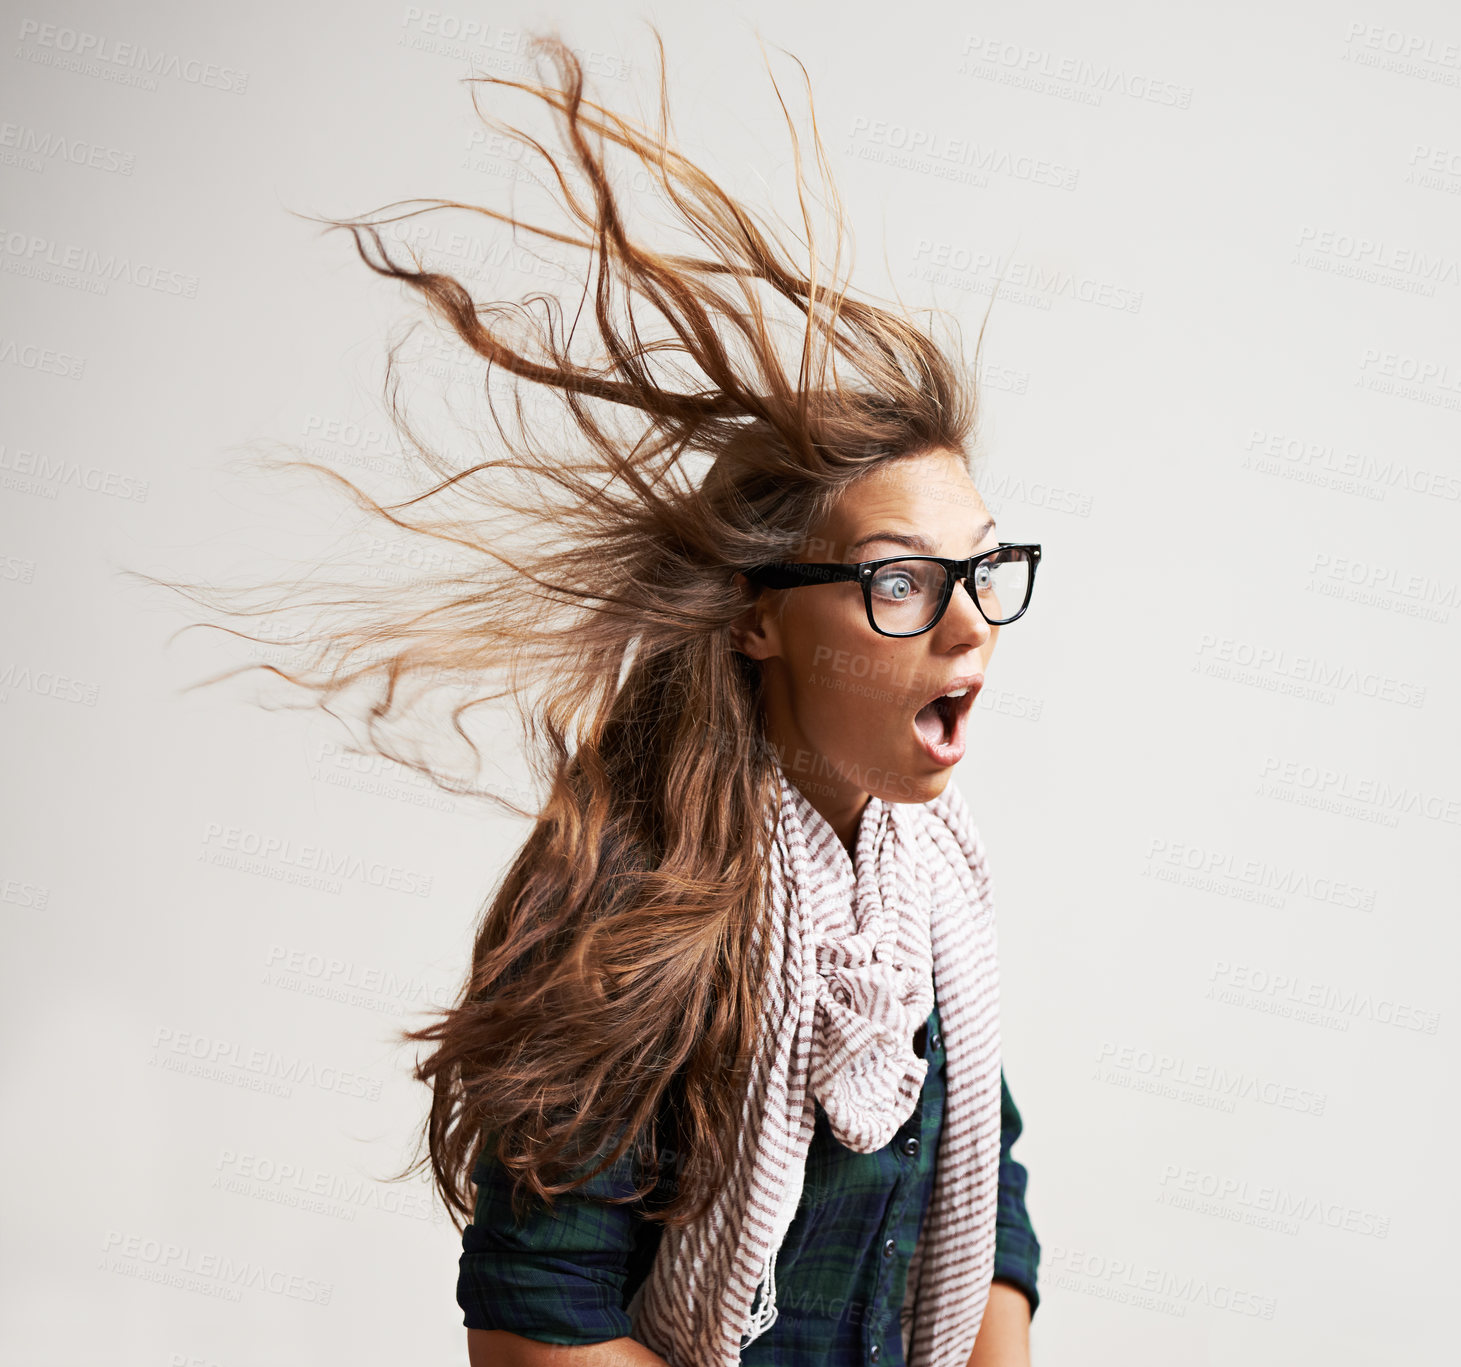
[459,1000,1041,1363]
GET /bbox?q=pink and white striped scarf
[629,759,1003,1365]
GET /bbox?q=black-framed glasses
[740,543,1041,637]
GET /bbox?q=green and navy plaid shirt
[459,1000,1040,1363]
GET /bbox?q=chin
[873,764,952,807]
[908,769,954,804]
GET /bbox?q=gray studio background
[3,1,1457,1363]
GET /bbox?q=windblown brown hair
[142,29,983,1233]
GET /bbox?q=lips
[911,675,982,765]
[912,674,982,713]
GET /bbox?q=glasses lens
[867,559,949,634]
[969,548,1032,624]
[867,550,1035,634]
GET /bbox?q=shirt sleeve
[991,1068,1042,1318]
[457,1135,652,1344]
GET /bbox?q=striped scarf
[629,759,1003,1365]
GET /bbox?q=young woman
[171,31,1043,1367]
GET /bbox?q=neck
[778,766,870,857]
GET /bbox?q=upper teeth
[944,689,967,699]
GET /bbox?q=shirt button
[900,1136,920,1158]
[882,1237,897,1259]
[869,1346,881,1363]
[930,1032,942,1050]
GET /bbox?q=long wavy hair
[146,30,982,1233]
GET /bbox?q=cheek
[784,590,869,670]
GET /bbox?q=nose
[939,576,993,644]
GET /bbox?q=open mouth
[913,684,977,751]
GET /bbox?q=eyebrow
[848,518,997,558]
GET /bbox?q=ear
[728,572,781,661]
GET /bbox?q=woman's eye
[871,571,918,600]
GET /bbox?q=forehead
[822,449,988,539]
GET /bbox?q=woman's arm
[964,1281,1031,1367]
[468,1328,670,1366]
[968,1070,1039,1365]
[991,1072,1041,1317]
[458,1136,662,1353]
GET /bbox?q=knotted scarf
[628,758,1003,1365]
